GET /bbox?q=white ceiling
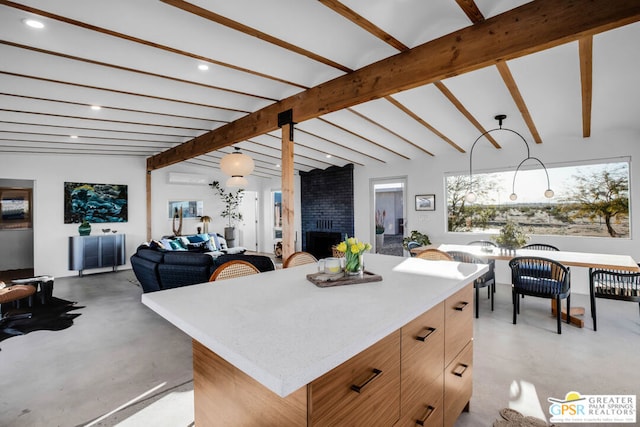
[1,0,639,180]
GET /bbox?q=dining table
[411,243,640,328]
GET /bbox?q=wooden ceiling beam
[579,36,593,138]
[318,0,409,51]
[147,0,640,170]
[495,61,542,144]
[454,0,485,22]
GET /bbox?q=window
[446,159,630,238]
[0,188,32,230]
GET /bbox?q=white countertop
[142,253,487,397]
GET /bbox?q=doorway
[0,179,35,281]
[371,177,407,256]
[238,190,258,252]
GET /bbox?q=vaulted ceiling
[1,0,639,181]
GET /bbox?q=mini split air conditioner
[168,172,208,185]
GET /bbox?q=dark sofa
[130,248,275,293]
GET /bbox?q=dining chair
[406,241,421,257]
[509,256,571,334]
[522,243,559,251]
[589,266,640,331]
[467,240,497,296]
[446,251,495,318]
[209,260,260,281]
[415,249,453,261]
[468,240,498,248]
[283,251,318,268]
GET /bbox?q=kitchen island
[142,253,488,426]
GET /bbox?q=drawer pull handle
[416,405,436,426]
[350,368,382,393]
[454,301,469,311]
[416,327,436,342]
[453,363,469,377]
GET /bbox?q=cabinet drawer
[444,284,473,364]
[402,302,444,402]
[396,373,443,427]
[309,330,401,427]
[443,341,473,427]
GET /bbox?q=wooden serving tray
[306,271,382,288]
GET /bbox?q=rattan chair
[522,243,560,251]
[589,266,640,331]
[406,241,421,257]
[283,251,318,268]
[209,260,260,281]
[509,256,571,334]
[415,249,453,261]
[447,251,495,318]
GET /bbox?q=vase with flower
[335,235,372,277]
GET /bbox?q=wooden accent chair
[283,251,318,268]
[209,260,260,281]
[509,257,571,334]
[447,251,495,318]
[415,249,453,261]
[0,283,36,324]
[589,266,640,331]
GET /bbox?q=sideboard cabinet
[68,234,126,276]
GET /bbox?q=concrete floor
[1,270,638,426]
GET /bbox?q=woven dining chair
[209,260,260,281]
[406,241,421,257]
[283,251,318,268]
[522,243,560,251]
[447,251,495,318]
[589,266,640,331]
[415,249,453,261]
[509,256,571,334]
[468,240,498,248]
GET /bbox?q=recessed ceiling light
[198,64,209,71]
[70,135,78,139]
[90,105,101,111]
[325,154,332,159]
[275,164,281,168]
[23,18,44,29]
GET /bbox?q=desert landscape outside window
[446,159,630,238]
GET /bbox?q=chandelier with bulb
[466,114,553,203]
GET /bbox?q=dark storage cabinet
[69,234,126,276]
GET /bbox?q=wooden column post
[145,163,152,241]
[279,110,295,262]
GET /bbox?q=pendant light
[466,115,553,203]
[220,147,254,187]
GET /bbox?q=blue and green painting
[64,182,128,223]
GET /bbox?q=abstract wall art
[64,182,128,223]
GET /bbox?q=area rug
[493,408,554,427]
[0,297,83,343]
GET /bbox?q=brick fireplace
[300,164,354,259]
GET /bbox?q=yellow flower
[347,237,357,246]
[336,242,347,252]
[350,244,360,254]
[364,243,372,251]
[357,242,365,251]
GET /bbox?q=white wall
[354,129,640,294]
[0,153,147,278]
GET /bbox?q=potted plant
[375,209,386,252]
[210,181,244,245]
[492,220,529,253]
[402,230,431,252]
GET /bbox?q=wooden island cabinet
[143,254,484,427]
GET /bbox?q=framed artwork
[168,200,203,219]
[415,194,435,211]
[0,188,32,230]
[64,182,128,223]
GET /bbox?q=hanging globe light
[220,147,254,187]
